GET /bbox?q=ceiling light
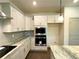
[33,1,37,6]
[73,0,78,3]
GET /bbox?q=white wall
[64,7,79,45]
[47,23,64,46]
[47,24,59,46]
[69,18,79,45]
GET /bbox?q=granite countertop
[0,37,30,59]
[63,46,79,59]
[50,45,79,59]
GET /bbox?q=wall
[47,24,59,46]
[47,23,64,46]
[59,23,64,45]
[69,18,79,45]
[64,7,79,45]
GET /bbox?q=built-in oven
[35,37,46,46]
[35,27,46,34]
[35,27,47,46]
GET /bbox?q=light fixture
[0,10,6,17]
[73,0,78,3]
[58,0,64,22]
[33,1,37,6]
[58,15,63,22]
[0,10,13,20]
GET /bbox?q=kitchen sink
[0,45,16,58]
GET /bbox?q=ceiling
[10,0,79,14]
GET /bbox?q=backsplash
[4,32,26,44]
[3,31,34,45]
[0,19,34,45]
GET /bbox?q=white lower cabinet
[24,38,31,57]
[10,46,25,59]
[1,38,31,59]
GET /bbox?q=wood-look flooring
[26,48,55,59]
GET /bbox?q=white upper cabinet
[34,15,63,26]
[30,17,34,30]
[25,16,34,30]
[47,15,64,23]
[47,15,55,23]
[34,16,47,26]
[1,3,25,32]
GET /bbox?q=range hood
[0,10,13,20]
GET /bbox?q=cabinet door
[11,6,19,31]
[11,6,24,31]
[25,16,31,30]
[27,38,31,51]
[30,17,34,30]
[30,37,35,50]
[2,4,25,32]
[25,38,31,52]
[24,38,31,57]
[10,46,25,59]
[47,15,55,23]
[16,11,24,31]
[34,16,47,26]
[34,16,41,25]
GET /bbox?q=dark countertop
[0,45,16,58]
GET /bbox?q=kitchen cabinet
[1,3,25,32]
[30,37,35,50]
[10,45,25,59]
[47,15,63,23]
[34,16,47,26]
[25,16,34,30]
[30,17,34,30]
[34,15,63,26]
[1,37,31,59]
[47,15,55,23]
[24,37,31,57]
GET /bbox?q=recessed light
[73,0,78,3]
[33,1,37,6]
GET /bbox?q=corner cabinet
[1,3,25,32]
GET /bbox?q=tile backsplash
[0,24,34,45]
[0,19,34,46]
[3,31,34,45]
